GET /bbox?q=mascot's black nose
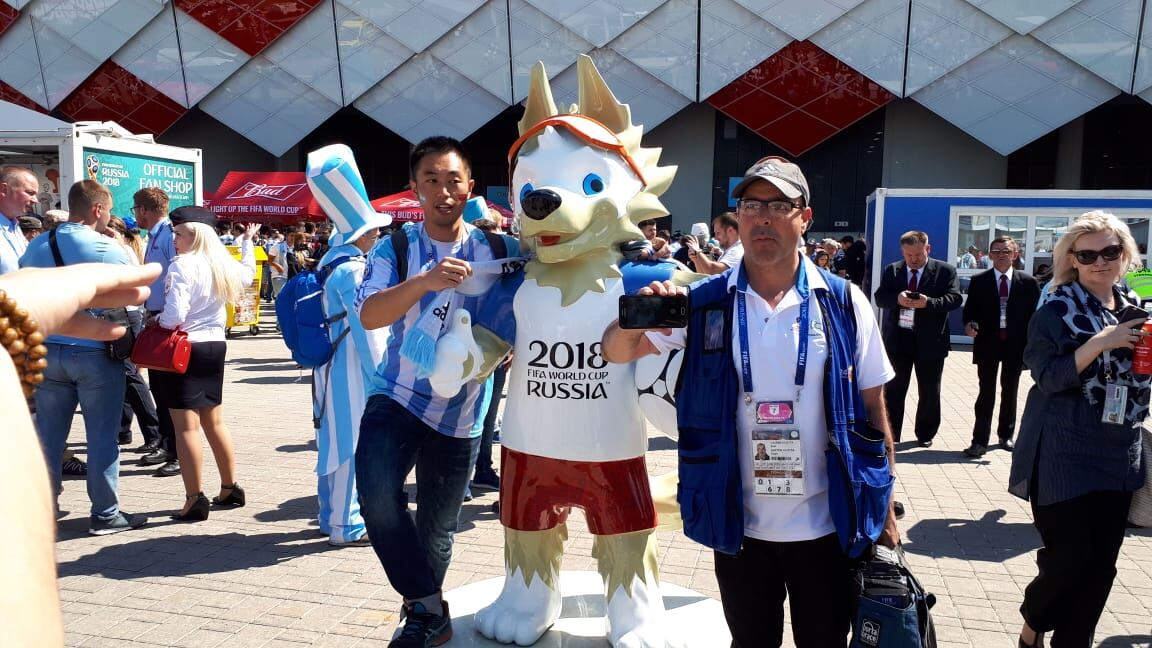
[521,189,562,220]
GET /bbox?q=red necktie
[908,269,918,292]
[999,274,1009,341]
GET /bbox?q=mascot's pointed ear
[577,54,630,134]
[519,62,558,136]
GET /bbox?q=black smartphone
[1116,305,1149,323]
[619,294,689,329]
[906,291,922,300]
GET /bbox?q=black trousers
[884,352,946,443]
[1022,490,1133,647]
[971,355,1023,446]
[714,533,852,648]
[121,358,160,444]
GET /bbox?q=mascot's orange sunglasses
[508,114,648,187]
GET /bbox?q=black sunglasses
[1070,244,1123,264]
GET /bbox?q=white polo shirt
[649,256,894,542]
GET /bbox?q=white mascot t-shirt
[503,277,647,462]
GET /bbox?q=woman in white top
[153,212,257,521]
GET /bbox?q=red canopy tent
[370,190,423,223]
[370,190,515,229]
[206,171,327,224]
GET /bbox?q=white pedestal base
[440,570,731,647]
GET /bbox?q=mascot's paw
[606,578,667,648]
[475,571,562,646]
[428,309,482,398]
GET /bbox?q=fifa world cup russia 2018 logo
[85,154,100,181]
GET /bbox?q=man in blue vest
[602,157,900,647]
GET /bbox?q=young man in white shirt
[266,231,288,298]
[686,211,743,275]
[602,157,899,647]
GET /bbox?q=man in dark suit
[874,231,962,446]
[960,236,1040,457]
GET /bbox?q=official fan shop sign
[82,148,196,215]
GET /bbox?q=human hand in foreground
[0,263,161,338]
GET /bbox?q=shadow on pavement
[1098,636,1152,646]
[252,495,315,523]
[227,357,290,365]
[231,362,300,372]
[234,376,311,385]
[903,509,1041,562]
[896,447,994,466]
[277,439,317,453]
[56,529,331,579]
[648,437,677,452]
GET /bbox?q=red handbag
[131,324,192,374]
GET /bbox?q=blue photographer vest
[674,267,893,557]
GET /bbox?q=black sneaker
[89,512,147,536]
[392,600,452,647]
[470,468,500,491]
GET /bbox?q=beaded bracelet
[0,290,47,398]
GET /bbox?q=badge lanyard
[736,258,810,404]
[418,224,470,269]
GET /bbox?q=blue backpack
[275,256,358,368]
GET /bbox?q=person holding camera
[685,212,743,275]
[1009,211,1148,648]
[874,231,962,446]
[603,157,899,647]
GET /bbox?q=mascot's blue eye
[582,174,605,195]
[519,183,534,205]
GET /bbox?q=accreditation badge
[898,308,915,330]
[751,425,804,496]
[1102,383,1127,425]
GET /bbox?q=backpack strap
[319,255,358,326]
[48,228,65,267]
[391,226,506,282]
[392,228,409,282]
[311,255,361,429]
[482,230,508,259]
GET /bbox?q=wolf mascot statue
[427,55,694,647]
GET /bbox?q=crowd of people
[1,135,1148,648]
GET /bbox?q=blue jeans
[35,344,126,518]
[356,395,479,599]
[476,364,506,472]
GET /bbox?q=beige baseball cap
[731,156,810,206]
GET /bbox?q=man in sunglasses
[961,237,1041,457]
[874,230,962,447]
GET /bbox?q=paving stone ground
[55,305,1152,647]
